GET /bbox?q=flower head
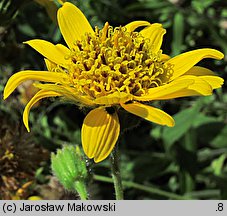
[4,2,224,162]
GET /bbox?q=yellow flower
[3,2,224,163]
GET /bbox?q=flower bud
[51,145,88,199]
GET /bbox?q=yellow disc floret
[55,22,172,101]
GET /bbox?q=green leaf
[171,12,185,56]
[126,1,170,11]
[221,9,227,18]
[133,154,171,181]
[36,0,58,23]
[209,175,227,199]
[211,125,227,148]
[191,0,215,14]
[211,154,227,176]
[192,113,220,128]
[162,102,202,150]
[197,122,225,147]
[17,24,36,37]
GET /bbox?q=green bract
[51,145,88,199]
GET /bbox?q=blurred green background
[0,0,227,200]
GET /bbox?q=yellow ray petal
[57,0,65,4]
[125,20,150,32]
[166,49,224,81]
[150,89,202,100]
[44,59,56,71]
[176,75,212,95]
[57,2,94,49]
[134,78,194,101]
[3,70,68,99]
[24,40,69,66]
[140,23,166,53]
[94,91,133,105]
[34,83,95,106]
[200,76,224,89]
[82,108,120,163]
[56,44,70,55]
[184,66,216,76]
[176,75,223,94]
[144,74,223,100]
[121,102,174,127]
[23,90,61,132]
[184,65,224,89]
[160,54,170,62]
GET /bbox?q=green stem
[74,181,88,200]
[110,146,124,200]
[94,175,191,200]
[185,190,220,199]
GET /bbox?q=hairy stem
[110,146,124,200]
[74,181,88,200]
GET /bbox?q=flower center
[66,22,171,99]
